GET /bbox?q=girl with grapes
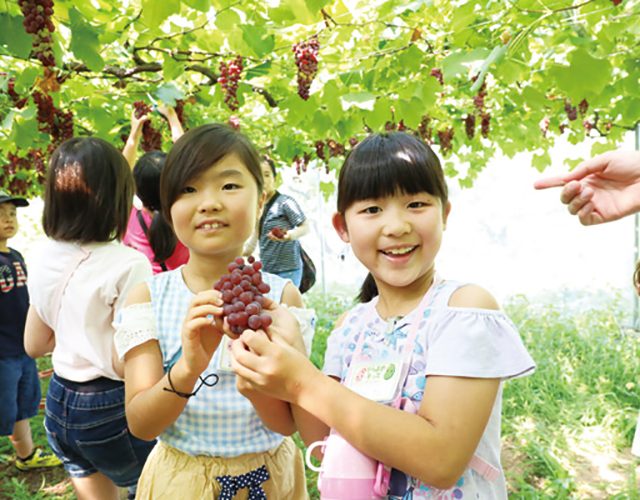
[114,124,311,499]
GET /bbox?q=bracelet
[162,364,219,399]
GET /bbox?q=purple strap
[350,275,443,365]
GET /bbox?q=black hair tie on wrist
[162,365,219,399]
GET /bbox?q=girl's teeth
[386,247,413,255]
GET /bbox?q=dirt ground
[502,428,640,499]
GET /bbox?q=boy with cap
[0,190,60,470]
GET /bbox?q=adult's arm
[534,150,640,225]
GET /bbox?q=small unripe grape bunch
[214,256,272,335]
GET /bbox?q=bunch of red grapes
[292,154,311,175]
[314,140,326,160]
[313,139,346,162]
[418,115,433,143]
[1,148,46,195]
[133,101,163,152]
[18,0,56,67]
[472,78,488,112]
[6,78,27,109]
[578,99,589,116]
[218,56,243,111]
[33,91,73,145]
[437,127,454,155]
[174,99,186,128]
[214,256,272,335]
[51,109,73,144]
[464,114,475,139]
[293,37,319,100]
[564,100,578,121]
[134,100,152,119]
[430,68,444,85]
[480,113,491,138]
[269,227,286,239]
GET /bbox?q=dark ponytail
[357,272,379,303]
[147,212,177,263]
[133,151,177,264]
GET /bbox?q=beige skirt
[135,437,309,499]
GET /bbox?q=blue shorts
[0,354,41,435]
[44,374,156,487]
[275,266,303,289]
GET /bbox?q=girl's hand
[235,370,257,398]
[130,109,149,133]
[180,289,224,376]
[267,230,289,242]
[230,329,317,404]
[156,103,176,119]
[261,298,306,353]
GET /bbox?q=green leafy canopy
[1,0,638,197]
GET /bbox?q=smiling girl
[231,132,535,499]
[114,124,309,499]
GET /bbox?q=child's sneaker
[15,448,62,471]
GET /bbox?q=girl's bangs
[346,141,442,202]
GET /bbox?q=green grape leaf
[68,8,105,71]
[141,0,181,27]
[242,25,275,58]
[155,83,185,106]
[0,14,33,58]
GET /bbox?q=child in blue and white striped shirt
[115,124,311,499]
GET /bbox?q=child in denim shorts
[0,190,60,471]
[24,138,156,499]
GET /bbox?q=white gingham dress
[148,268,287,457]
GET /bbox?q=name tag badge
[217,336,235,372]
[344,355,407,403]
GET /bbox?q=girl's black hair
[133,151,177,263]
[336,132,449,303]
[263,155,277,177]
[43,137,133,243]
[160,123,263,223]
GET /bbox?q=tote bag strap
[50,245,92,329]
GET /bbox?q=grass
[2,292,639,498]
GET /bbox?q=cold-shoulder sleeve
[425,308,535,379]
[114,302,159,360]
[284,305,316,357]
